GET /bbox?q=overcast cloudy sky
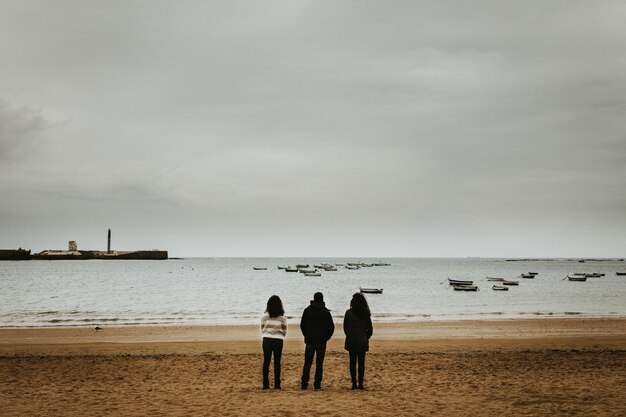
[1,1,625,257]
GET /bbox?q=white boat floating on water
[360,287,383,294]
[492,285,509,291]
[567,275,587,282]
[486,277,505,281]
[448,278,474,285]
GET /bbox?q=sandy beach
[1,318,625,416]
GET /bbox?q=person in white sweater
[261,295,287,389]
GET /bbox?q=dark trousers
[262,337,283,388]
[301,343,326,388]
[349,351,366,386]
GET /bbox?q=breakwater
[0,249,168,261]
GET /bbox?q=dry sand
[1,318,625,416]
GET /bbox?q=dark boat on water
[617,272,626,276]
[452,284,478,291]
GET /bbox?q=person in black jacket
[300,292,335,390]
[343,292,373,390]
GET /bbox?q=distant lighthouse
[107,229,111,253]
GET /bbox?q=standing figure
[300,292,335,390]
[261,295,287,389]
[343,292,373,390]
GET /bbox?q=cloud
[0,100,50,160]
[1,1,625,256]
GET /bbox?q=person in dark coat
[300,292,335,390]
[343,292,373,390]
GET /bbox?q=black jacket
[300,301,335,345]
[343,309,373,352]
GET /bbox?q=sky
[1,0,625,258]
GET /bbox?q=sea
[1,258,625,328]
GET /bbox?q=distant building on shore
[0,229,168,260]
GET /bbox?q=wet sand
[1,318,625,416]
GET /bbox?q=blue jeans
[301,343,326,388]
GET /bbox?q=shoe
[358,385,365,390]
[301,384,307,390]
[262,386,269,390]
[351,383,357,390]
[314,386,324,391]
[274,386,281,390]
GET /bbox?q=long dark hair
[266,295,284,318]
[350,293,371,318]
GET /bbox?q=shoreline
[4,311,626,329]
[2,317,624,356]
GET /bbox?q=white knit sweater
[261,312,287,340]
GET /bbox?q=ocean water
[1,258,625,327]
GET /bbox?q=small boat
[277,266,288,270]
[299,268,317,274]
[452,284,478,291]
[296,264,309,269]
[346,265,360,270]
[360,287,383,294]
[520,274,535,279]
[285,268,298,272]
[304,272,321,277]
[567,275,587,281]
[617,272,626,276]
[448,278,474,286]
[585,273,603,278]
[253,267,267,270]
[528,272,539,275]
[486,277,505,281]
[502,280,519,286]
[492,285,509,291]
